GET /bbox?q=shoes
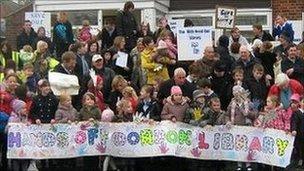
[246,166,253,171]
[236,166,242,171]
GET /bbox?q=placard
[48,72,80,96]
[7,121,294,168]
[215,6,236,29]
[25,12,51,37]
[168,19,185,37]
[177,27,212,61]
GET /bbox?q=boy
[196,78,217,104]
[184,89,207,125]
[17,63,39,94]
[246,64,268,110]
[226,67,248,104]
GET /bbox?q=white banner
[7,121,294,168]
[25,12,51,37]
[177,27,212,61]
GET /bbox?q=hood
[218,35,229,48]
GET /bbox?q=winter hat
[11,99,26,114]
[157,40,168,49]
[171,86,182,96]
[290,94,300,103]
[275,73,289,86]
[101,108,115,122]
[218,35,229,48]
[193,90,205,100]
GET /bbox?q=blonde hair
[59,93,71,104]
[36,40,48,53]
[111,75,127,91]
[57,12,68,22]
[22,45,33,53]
[113,36,125,49]
[82,20,90,26]
[122,86,138,100]
[267,95,279,107]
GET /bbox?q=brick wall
[5,4,33,51]
[272,0,304,20]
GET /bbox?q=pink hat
[157,40,167,49]
[11,99,26,114]
[171,86,182,96]
[101,108,114,122]
[290,94,300,103]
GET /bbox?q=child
[227,84,257,171]
[79,92,101,121]
[246,64,268,110]
[186,63,200,84]
[19,45,34,69]
[29,79,58,124]
[196,78,217,104]
[87,75,105,112]
[102,49,114,69]
[184,89,207,125]
[161,86,189,122]
[77,20,92,43]
[121,86,138,113]
[136,85,161,121]
[116,99,134,122]
[100,107,118,171]
[7,99,30,171]
[55,93,78,123]
[16,63,39,93]
[291,95,304,168]
[226,67,248,103]
[254,95,290,131]
[198,97,226,127]
[108,75,128,113]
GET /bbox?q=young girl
[136,85,161,121]
[7,99,30,171]
[79,92,101,121]
[30,79,58,124]
[121,86,138,113]
[116,99,134,122]
[19,45,34,69]
[77,20,92,43]
[108,75,128,113]
[254,95,290,131]
[55,93,78,123]
[101,49,114,69]
[161,86,189,122]
[87,75,105,112]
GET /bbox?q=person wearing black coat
[98,19,118,50]
[281,45,304,85]
[116,1,138,52]
[217,35,235,72]
[16,20,37,51]
[246,75,268,110]
[291,107,304,166]
[33,27,54,54]
[255,42,277,79]
[136,99,161,121]
[252,24,274,42]
[53,12,74,60]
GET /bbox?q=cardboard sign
[7,121,294,168]
[177,27,212,61]
[215,6,236,29]
[168,19,185,37]
[25,12,51,37]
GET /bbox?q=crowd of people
[1,1,304,171]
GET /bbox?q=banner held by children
[177,27,212,61]
[25,12,51,37]
[7,121,294,168]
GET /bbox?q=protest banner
[48,72,80,96]
[25,12,51,37]
[7,121,294,167]
[215,6,236,29]
[177,27,212,61]
[168,19,185,36]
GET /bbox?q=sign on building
[177,27,212,61]
[215,5,236,29]
[25,12,51,37]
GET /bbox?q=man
[273,15,294,41]
[252,24,274,42]
[232,45,260,80]
[54,51,77,75]
[116,1,138,52]
[98,18,117,50]
[281,45,304,85]
[16,20,37,51]
[153,17,174,42]
[193,46,217,78]
[228,27,249,51]
[273,32,292,58]
[157,67,196,105]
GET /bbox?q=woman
[0,41,12,71]
[86,40,100,68]
[130,38,146,89]
[33,27,54,54]
[109,36,133,81]
[53,12,74,60]
[138,21,153,38]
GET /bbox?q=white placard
[289,20,303,44]
[177,27,212,61]
[216,6,236,29]
[25,12,51,37]
[115,51,128,68]
[168,19,185,37]
[48,72,80,96]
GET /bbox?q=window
[236,15,267,26]
[171,16,213,26]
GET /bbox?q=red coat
[0,90,13,114]
[268,79,304,97]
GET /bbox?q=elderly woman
[268,73,304,109]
